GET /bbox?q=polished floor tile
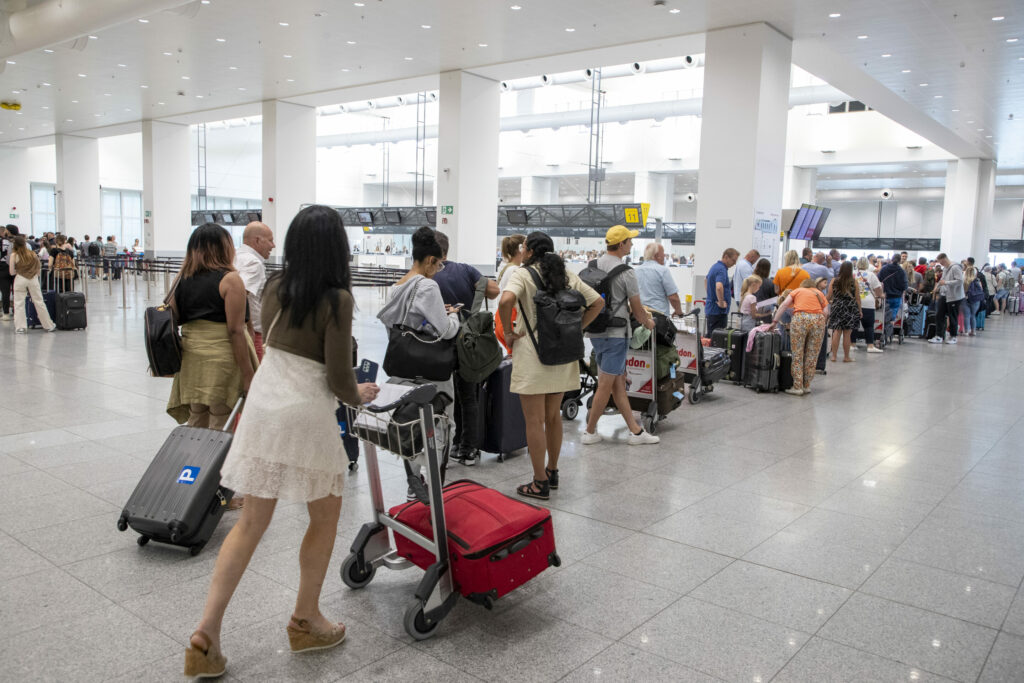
[4,284,1024,681]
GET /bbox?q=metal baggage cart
[338,383,458,641]
[672,308,719,405]
[623,328,662,434]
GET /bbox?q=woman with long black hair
[185,206,380,679]
[498,232,603,500]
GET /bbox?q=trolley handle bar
[358,383,438,413]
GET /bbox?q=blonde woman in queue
[770,279,829,396]
[498,231,603,500]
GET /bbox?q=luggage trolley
[673,308,726,404]
[623,328,663,434]
[339,383,458,640]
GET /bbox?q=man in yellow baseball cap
[580,225,659,447]
[605,225,639,246]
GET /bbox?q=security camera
[684,193,696,203]
[631,62,645,74]
[540,74,552,86]
[500,81,510,91]
[880,189,894,199]
[583,68,594,80]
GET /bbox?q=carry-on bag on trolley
[744,330,781,393]
[117,399,242,556]
[340,383,554,641]
[479,359,527,462]
[701,346,731,384]
[388,480,558,608]
[709,318,748,383]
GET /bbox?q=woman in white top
[497,233,526,291]
[855,258,885,353]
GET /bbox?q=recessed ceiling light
[104,92,111,97]
[4,60,14,65]
[41,105,48,110]
[163,51,172,56]
[565,27,575,32]
[71,99,78,103]
[669,8,680,13]
[881,53,892,58]
[229,66,238,70]
[78,73,86,77]
[341,67,350,72]
[934,94,942,98]
[181,75,191,80]
[238,87,246,91]
[93,113,102,117]
[157,101,165,105]
[354,2,365,5]
[857,35,868,40]
[993,16,1005,21]
[286,78,295,82]
[1008,38,1019,43]
[404,56,413,60]
[201,0,210,4]
[967,120,975,123]
[43,49,54,53]
[117,63,127,68]
[478,42,488,47]
[985,134,993,138]
[346,40,356,45]
[510,4,521,9]
[977,127,983,131]
[42,82,50,86]
[138,18,149,23]
[196,94,204,98]
[141,84,149,88]
[10,89,17,94]
[829,13,841,18]
[952,108,960,112]
[124,108,131,112]
[216,38,226,42]
[283,54,292,58]
[65,118,72,122]
[919,82,929,86]
[18,127,24,131]
[88,35,98,40]
[901,69,911,73]
[279,21,289,26]
[421,24,431,29]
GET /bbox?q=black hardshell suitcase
[816,329,829,374]
[744,330,781,392]
[117,400,242,555]
[709,325,748,384]
[479,359,527,461]
[779,351,794,391]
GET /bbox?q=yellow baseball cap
[605,225,639,245]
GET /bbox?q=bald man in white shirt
[233,222,275,359]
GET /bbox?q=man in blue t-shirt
[705,247,739,336]
[431,231,499,467]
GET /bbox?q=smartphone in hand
[356,359,379,384]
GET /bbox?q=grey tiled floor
[2,279,1024,682]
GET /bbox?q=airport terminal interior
[2,0,1024,681]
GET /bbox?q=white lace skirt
[220,347,346,502]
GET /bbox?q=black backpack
[519,267,587,366]
[578,259,631,333]
[88,242,101,257]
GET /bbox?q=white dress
[220,347,345,502]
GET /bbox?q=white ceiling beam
[792,38,989,161]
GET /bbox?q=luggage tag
[672,391,684,400]
[669,364,677,379]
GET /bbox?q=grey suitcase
[117,400,242,556]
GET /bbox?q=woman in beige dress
[498,232,603,500]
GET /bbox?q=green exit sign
[8,213,17,219]
[441,205,454,215]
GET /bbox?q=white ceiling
[0,0,1021,175]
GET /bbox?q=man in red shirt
[914,256,928,275]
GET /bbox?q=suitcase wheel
[348,461,358,472]
[136,535,149,547]
[117,517,128,532]
[404,600,440,641]
[189,543,205,557]
[548,552,562,568]
[340,553,377,589]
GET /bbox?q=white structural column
[141,120,191,256]
[262,100,316,248]
[782,166,817,210]
[436,70,500,270]
[55,134,100,239]
[694,24,791,274]
[940,158,996,259]
[635,172,675,222]
[520,176,559,205]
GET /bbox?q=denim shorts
[996,289,1009,300]
[591,337,628,375]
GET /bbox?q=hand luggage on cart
[341,383,553,641]
[388,480,557,608]
[709,320,748,384]
[479,359,527,462]
[673,310,720,405]
[744,330,781,393]
[701,346,730,384]
[116,399,242,556]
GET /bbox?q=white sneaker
[580,431,603,445]
[784,388,804,396]
[0,313,11,321]
[948,338,957,345]
[15,328,26,334]
[928,337,943,344]
[45,326,57,333]
[866,346,883,354]
[627,429,660,445]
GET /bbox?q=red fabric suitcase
[388,480,559,605]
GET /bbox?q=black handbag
[383,278,456,382]
[144,277,182,378]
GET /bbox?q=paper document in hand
[354,383,416,429]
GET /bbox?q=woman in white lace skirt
[185,206,379,679]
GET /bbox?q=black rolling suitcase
[53,267,86,330]
[710,321,748,383]
[816,329,829,375]
[117,399,242,555]
[922,310,938,339]
[744,330,781,393]
[479,359,527,462]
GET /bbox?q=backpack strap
[517,267,546,355]
[600,263,632,315]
